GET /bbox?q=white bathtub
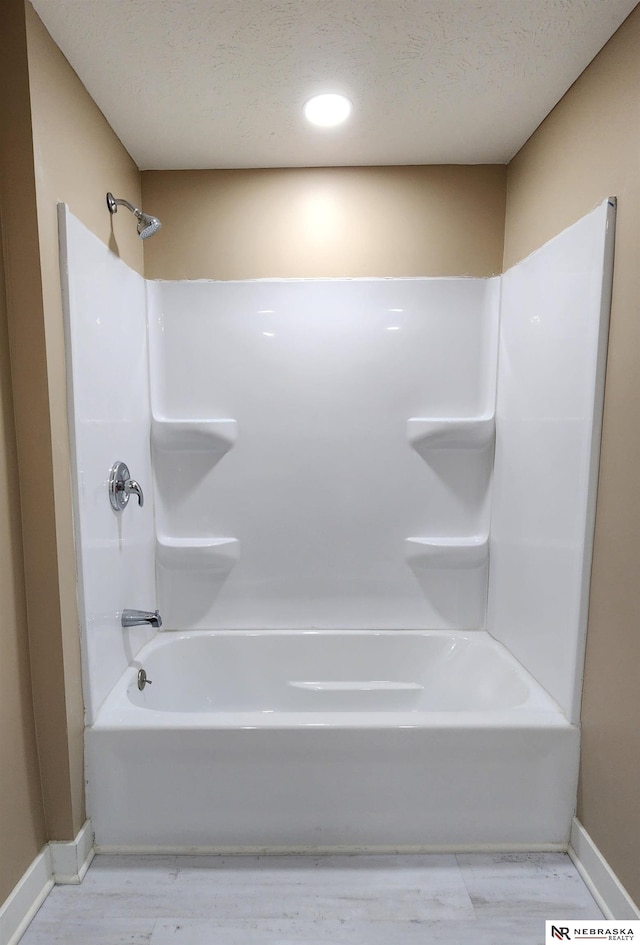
[86,630,579,851]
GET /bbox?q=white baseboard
[569,818,640,920]
[50,820,95,884]
[0,848,53,945]
[0,820,94,945]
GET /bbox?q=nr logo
[551,928,571,941]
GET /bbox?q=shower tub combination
[61,199,615,852]
[87,630,578,850]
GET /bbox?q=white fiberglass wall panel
[149,277,499,630]
[59,206,157,723]
[488,199,615,722]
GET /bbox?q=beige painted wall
[0,0,50,901]
[0,219,47,905]
[504,5,640,906]
[142,166,506,280]
[22,1,144,843]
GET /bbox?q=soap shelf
[152,416,237,452]
[156,536,240,572]
[407,415,494,451]
[405,536,488,570]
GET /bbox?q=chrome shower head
[137,212,162,240]
[106,192,162,239]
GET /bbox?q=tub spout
[122,608,162,629]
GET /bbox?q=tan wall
[504,5,640,906]
[0,0,50,900]
[0,210,47,906]
[22,2,144,842]
[142,166,506,280]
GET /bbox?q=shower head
[106,192,162,240]
[136,212,162,240]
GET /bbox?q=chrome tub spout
[121,609,162,629]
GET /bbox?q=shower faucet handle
[108,461,145,511]
[124,478,144,507]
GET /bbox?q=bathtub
[86,630,580,851]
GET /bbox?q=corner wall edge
[50,819,95,884]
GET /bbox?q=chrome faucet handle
[109,461,144,511]
[124,478,144,507]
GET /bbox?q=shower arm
[106,193,142,219]
[106,192,162,239]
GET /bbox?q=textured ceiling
[30,0,638,170]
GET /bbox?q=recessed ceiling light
[303,93,352,127]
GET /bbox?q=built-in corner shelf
[407,415,494,451]
[156,536,240,572]
[405,536,488,570]
[151,416,238,453]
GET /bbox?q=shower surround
[148,275,498,633]
[59,199,615,850]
